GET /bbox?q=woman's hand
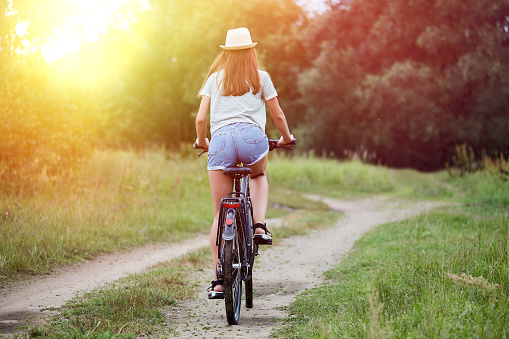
[195,137,210,150]
[277,134,294,147]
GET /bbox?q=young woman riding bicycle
[194,27,294,299]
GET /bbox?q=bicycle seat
[223,167,252,176]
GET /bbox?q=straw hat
[220,27,257,50]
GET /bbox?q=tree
[95,0,308,147]
[299,0,509,170]
[0,0,309,182]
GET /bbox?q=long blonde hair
[200,48,261,97]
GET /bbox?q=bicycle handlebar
[268,138,297,151]
[193,138,296,157]
[192,142,207,157]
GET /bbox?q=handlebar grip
[193,142,207,156]
[193,142,207,150]
[268,138,297,151]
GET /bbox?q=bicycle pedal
[208,291,225,300]
[254,234,272,245]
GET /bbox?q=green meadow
[1,149,212,277]
[2,149,508,338]
[275,160,509,338]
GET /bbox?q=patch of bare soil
[162,196,440,338]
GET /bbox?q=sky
[297,0,329,14]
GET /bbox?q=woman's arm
[267,97,293,146]
[195,96,211,148]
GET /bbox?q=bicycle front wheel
[223,238,242,325]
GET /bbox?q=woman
[195,27,294,299]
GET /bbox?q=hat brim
[220,42,257,50]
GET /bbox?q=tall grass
[267,155,395,196]
[1,150,456,278]
[0,149,213,277]
[267,154,455,200]
[445,146,509,208]
[454,171,509,208]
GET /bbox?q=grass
[275,170,509,338]
[1,149,213,277]
[271,209,342,241]
[10,150,344,338]
[4,148,507,338]
[267,186,342,239]
[267,154,456,201]
[17,194,339,338]
[267,155,395,198]
[268,186,330,211]
[23,248,210,338]
[2,150,389,279]
[453,171,509,209]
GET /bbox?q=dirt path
[0,236,209,336]
[163,196,439,338]
[0,196,439,337]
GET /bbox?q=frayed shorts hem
[207,148,268,171]
[207,165,227,171]
[245,148,269,166]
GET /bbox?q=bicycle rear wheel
[245,201,254,308]
[245,269,253,308]
[224,238,242,325]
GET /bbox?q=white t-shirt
[199,70,278,135]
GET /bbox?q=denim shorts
[207,123,269,171]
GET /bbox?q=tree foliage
[0,0,307,187]
[89,0,308,147]
[1,0,508,181]
[0,56,93,188]
[300,0,509,169]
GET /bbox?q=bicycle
[194,138,296,325]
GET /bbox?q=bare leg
[249,155,269,234]
[209,170,233,292]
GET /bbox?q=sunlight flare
[11,0,149,62]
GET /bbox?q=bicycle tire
[245,200,254,308]
[245,270,253,308]
[224,238,242,325]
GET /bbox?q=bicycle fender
[222,209,236,241]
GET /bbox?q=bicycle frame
[216,173,255,282]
